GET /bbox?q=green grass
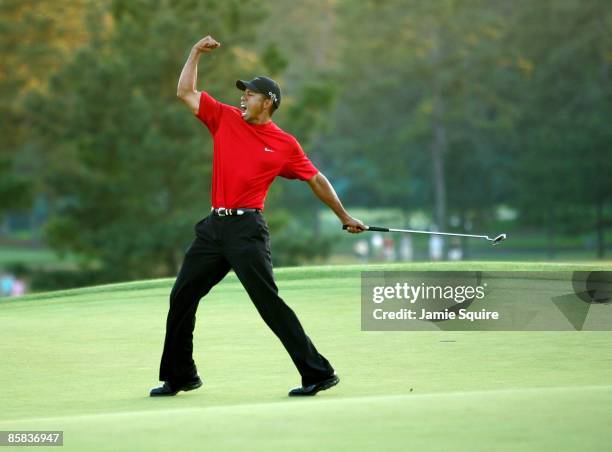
[1,262,611,451]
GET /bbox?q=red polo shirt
[195,91,319,210]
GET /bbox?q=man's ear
[263,98,273,113]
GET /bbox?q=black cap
[236,76,281,109]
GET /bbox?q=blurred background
[1,0,610,295]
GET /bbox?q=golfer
[150,35,365,397]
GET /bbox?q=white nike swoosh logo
[264,147,274,152]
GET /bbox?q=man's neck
[245,113,272,125]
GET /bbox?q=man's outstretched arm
[177,35,220,114]
[307,172,366,233]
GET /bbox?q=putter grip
[342,225,389,232]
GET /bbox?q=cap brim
[236,79,259,92]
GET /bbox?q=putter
[342,225,507,246]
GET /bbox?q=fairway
[1,262,611,451]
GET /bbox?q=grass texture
[1,262,611,451]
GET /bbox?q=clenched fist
[193,35,220,53]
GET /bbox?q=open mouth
[240,102,247,113]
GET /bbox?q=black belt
[211,207,261,216]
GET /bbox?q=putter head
[491,233,507,246]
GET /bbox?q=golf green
[1,262,611,451]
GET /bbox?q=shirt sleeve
[195,91,223,134]
[279,137,319,180]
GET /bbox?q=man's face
[240,89,270,121]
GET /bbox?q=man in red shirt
[150,36,365,397]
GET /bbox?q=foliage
[0,0,91,214]
[509,0,612,255]
[27,0,266,279]
[1,0,611,285]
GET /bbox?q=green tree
[29,0,267,279]
[510,0,612,257]
[321,0,517,248]
[0,0,91,215]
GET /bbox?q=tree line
[0,0,610,285]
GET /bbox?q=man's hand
[342,217,367,234]
[193,36,221,53]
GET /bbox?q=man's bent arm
[177,35,220,114]
[307,172,366,233]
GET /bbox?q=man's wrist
[339,214,353,224]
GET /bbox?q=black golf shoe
[149,376,203,397]
[288,373,339,397]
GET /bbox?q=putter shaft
[388,228,490,240]
[342,225,507,245]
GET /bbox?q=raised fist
[193,35,220,53]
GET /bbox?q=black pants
[159,212,334,386]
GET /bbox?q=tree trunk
[431,93,447,232]
[315,0,334,69]
[547,208,555,259]
[596,199,605,259]
[596,12,608,259]
[313,210,321,239]
[460,209,469,260]
[430,31,447,234]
